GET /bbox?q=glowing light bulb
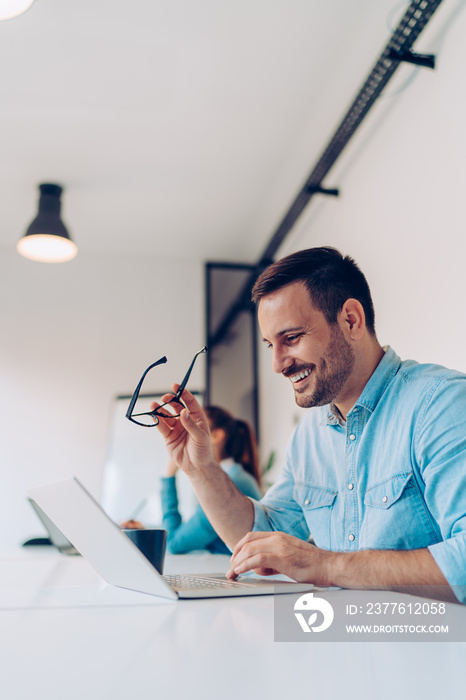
[17,234,78,263]
[0,0,35,21]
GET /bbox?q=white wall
[258,1,466,476]
[0,250,203,550]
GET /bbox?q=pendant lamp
[17,184,78,263]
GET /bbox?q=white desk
[1,548,465,700]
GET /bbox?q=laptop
[27,477,321,600]
[27,497,80,555]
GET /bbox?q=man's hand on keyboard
[226,531,335,586]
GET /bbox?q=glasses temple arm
[176,346,208,396]
[126,356,168,417]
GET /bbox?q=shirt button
[348,483,354,490]
[382,496,388,503]
[304,499,310,506]
[349,434,356,441]
[348,534,355,542]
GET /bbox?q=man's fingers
[150,400,182,441]
[152,394,211,450]
[228,551,279,578]
[174,387,209,425]
[153,414,175,440]
[227,532,278,578]
[150,396,183,418]
[153,387,208,430]
[179,407,210,441]
[230,531,273,560]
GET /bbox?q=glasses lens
[130,411,159,427]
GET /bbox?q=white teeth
[290,369,311,383]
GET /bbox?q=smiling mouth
[289,368,312,384]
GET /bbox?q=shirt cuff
[251,498,273,532]
[428,537,466,604]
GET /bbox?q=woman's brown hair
[205,405,261,488]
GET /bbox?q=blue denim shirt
[252,347,466,602]
[162,460,262,555]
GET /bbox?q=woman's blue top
[160,459,262,554]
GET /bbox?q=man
[155,247,466,603]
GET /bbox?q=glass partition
[205,262,259,438]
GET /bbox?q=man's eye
[287,334,301,343]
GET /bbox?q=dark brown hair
[205,406,261,487]
[251,246,376,334]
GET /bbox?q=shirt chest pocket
[293,483,338,550]
[364,472,413,509]
[361,471,439,549]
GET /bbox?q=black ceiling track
[209,0,444,349]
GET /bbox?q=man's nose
[272,347,293,375]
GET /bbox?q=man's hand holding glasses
[126,347,217,478]
[150,386,216,480]
[126,345,256,551]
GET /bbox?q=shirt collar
[327,402,346,426]
[325,346,401,426]
[350,345,401,415]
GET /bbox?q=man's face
[258,282,355,408]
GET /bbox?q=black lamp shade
[17,183,78,263]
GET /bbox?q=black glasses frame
[126,347,208,427]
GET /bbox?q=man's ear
[339,298,366,340]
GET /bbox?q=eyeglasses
[126,347,208,427]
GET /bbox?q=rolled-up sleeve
[416,377,466,603]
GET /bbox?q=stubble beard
[293,325,356,409]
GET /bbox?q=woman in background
[161,405,262,554]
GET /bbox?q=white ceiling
[0,0,410,264]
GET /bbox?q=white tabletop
[1,548,465,700]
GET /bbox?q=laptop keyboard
[163,574,243,590]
